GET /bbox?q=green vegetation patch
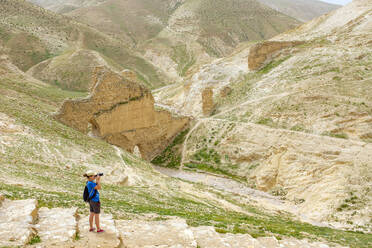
[322,131,349,139]
[192,147,221,164]
[152,129,189,168]
[171,45,196,76]
[28,235,41,245]
[258,56,291,74]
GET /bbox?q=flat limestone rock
[279,238,330,248]
[190,226,230,248]
[0,199,37,247]
[221,233,263,248]
[116,219,197,248]
[35,207,77,244]
[78,214,120,248]
[257,237,280,247]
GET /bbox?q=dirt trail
[153,166,328,227]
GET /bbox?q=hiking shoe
[97,229,104,233]
[89,228,96,232]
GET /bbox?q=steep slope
[154,0,372,230]
[0,0,168,89]
[25,0,339,82]
[66,0,175,47]
[60,0,300,81]
[26,49,114,91]
[2,56,370,248]
[29,0,106,13]
[258,0,341,22]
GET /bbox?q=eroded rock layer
[202,87,215,116]
[55,66,189,160]
[248,40,304,70]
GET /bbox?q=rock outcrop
[248,41,304,70]
[55,66,190,160]
[120,69,139,83]
[0,199,38,247]
[0,196,342,248]
[202,87,215,116]
[219,86,232,98]
[35,207,77,244]
[116,219,197,248]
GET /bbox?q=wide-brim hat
[84,170,96,177]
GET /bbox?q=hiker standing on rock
[83,170,104,233]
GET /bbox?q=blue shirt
[87,181,100,202]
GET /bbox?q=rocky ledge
[248,41,304,70]
[55,66,190,160]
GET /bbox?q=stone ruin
[54,66,190,160]
[248,40,304,70]
[202,87,215,116]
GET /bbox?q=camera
[96,173,104,176]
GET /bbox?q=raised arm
[94,176,102,190]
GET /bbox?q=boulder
[219,86,232,98]
[55,66,190,160]
[190,226,228,248]
[221,233,262,248]
[248,41,304,70]
[35,207,77,244]
[0,199,38,247]
[116,219,197,248]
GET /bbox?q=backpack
[83,182,97,202]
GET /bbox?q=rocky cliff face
[248,41,304,70]
[202,87,215,116]
[55,66,189,160]
[154,0,372,230]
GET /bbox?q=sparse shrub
[290,125,305,132]
[192,148,221,164]
[74,231,80,240]
[215,228,228,234]
[256,117,275,127]
[333,76,342,81]
[151,129,189,168]
[28,235,41,245]
[322,131,348,139]
[259,56,291,74]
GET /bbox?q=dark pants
[89,200,101,214]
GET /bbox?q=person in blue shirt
[84,170,104,233]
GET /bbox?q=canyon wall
[248,41,304,70]
[55,66,190,160]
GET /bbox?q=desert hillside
[257,0,341,22]
[154,0,372,232]
[2,53,367,247]
[27,0,302,82]
[0,0,371,247]
[0,0,169,89]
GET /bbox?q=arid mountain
[154,0,372,231]
[28,0,301,81]
[29,0,106,13]
[0,0,168,90]
[0,0,371,247]
[139,0,301,81]
[258,0,341,22]
[1,50,364,248]
[25,0,341,82]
